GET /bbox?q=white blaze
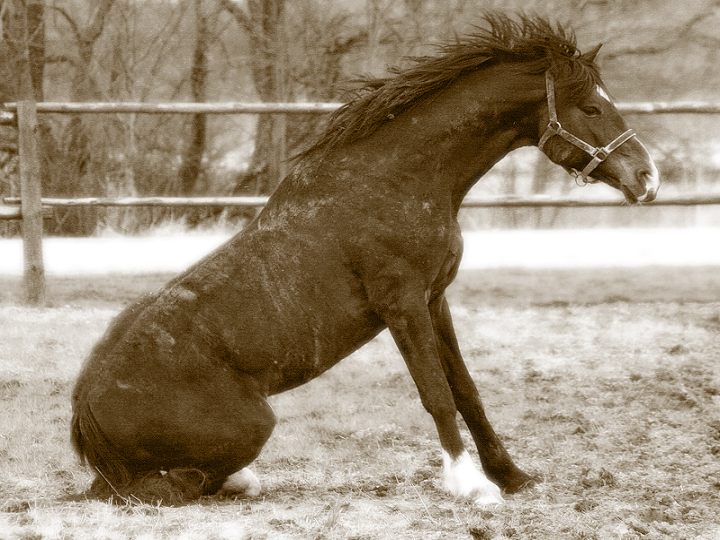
[596,84,612,103]
[442,450,504,506]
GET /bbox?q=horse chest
[361,207,461,286]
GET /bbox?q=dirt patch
[1,268,719,538]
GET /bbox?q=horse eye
[581,105,601,117]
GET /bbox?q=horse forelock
[297,11,601,160]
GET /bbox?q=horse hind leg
[72,407,208,505]
[78,367,276,505]
[219,468,262,497]
[88,419,274,505]
[90,468,210,506]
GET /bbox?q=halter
[537,72,636,183]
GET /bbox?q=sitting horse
[71,13,659,506]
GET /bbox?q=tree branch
[604,7,719,61]
[80,0,115,46]
[45,53,76,66]
[46,5,82,44]
[218,0,252,33]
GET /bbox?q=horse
[71,13,660,507]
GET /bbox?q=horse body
[72,14,659,506]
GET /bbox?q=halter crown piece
[538,72,636,183]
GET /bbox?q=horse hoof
[442,451,504,506]
[473,492,504,507]
[220,468,261,497]
[500,469,539,494]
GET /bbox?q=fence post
[274,112,287,184]
[274,5,288,186]
[17,100,46,305]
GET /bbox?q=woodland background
[1,0,719,235]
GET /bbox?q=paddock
[1,244,718,538]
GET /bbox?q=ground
[0,267,719,539]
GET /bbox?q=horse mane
[298,12,601,159]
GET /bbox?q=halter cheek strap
[538,72,636,181]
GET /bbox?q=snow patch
[0,228,718,276]
[459,228,720,269]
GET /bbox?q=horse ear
[583,43,603,63]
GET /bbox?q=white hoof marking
[442,450,503,506]
[221,468,261,497]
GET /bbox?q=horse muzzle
[635,168,660,203]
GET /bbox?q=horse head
[537,46,660,203]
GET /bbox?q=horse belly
[267,307,384,394]
[214,280,382,394]
[202,253,382,393]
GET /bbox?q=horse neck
[351,65,544,212]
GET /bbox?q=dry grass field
[0,267,719,539]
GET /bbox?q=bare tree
[1,0,45,99]
[41,0,115,234]
[0,0,47,237]
[220,0,366,199]
[220,0,287,197]
[178,0,209,198]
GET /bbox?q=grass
[0,267,719,539]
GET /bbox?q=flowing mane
[300,12,601,158]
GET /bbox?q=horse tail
[70,399,133,496]
[71,400,207,505]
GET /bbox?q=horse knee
[218,395,276,468]
[243,397,276,447]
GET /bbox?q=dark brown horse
[71,14,659,506]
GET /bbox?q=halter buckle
[572,170,588,186]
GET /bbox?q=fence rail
[4,193,720,209]
[2,101,343,115]
[3,100,720,116]
[5,98,720,305]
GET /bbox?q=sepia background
[0,2,719,539]
[1,0,719,236]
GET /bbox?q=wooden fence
[2,99,720,305]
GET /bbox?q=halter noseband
[538,72,636,182]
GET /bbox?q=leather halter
[538,72,636,182]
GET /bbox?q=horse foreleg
[371,280,503,506]
[429,295,536,494]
